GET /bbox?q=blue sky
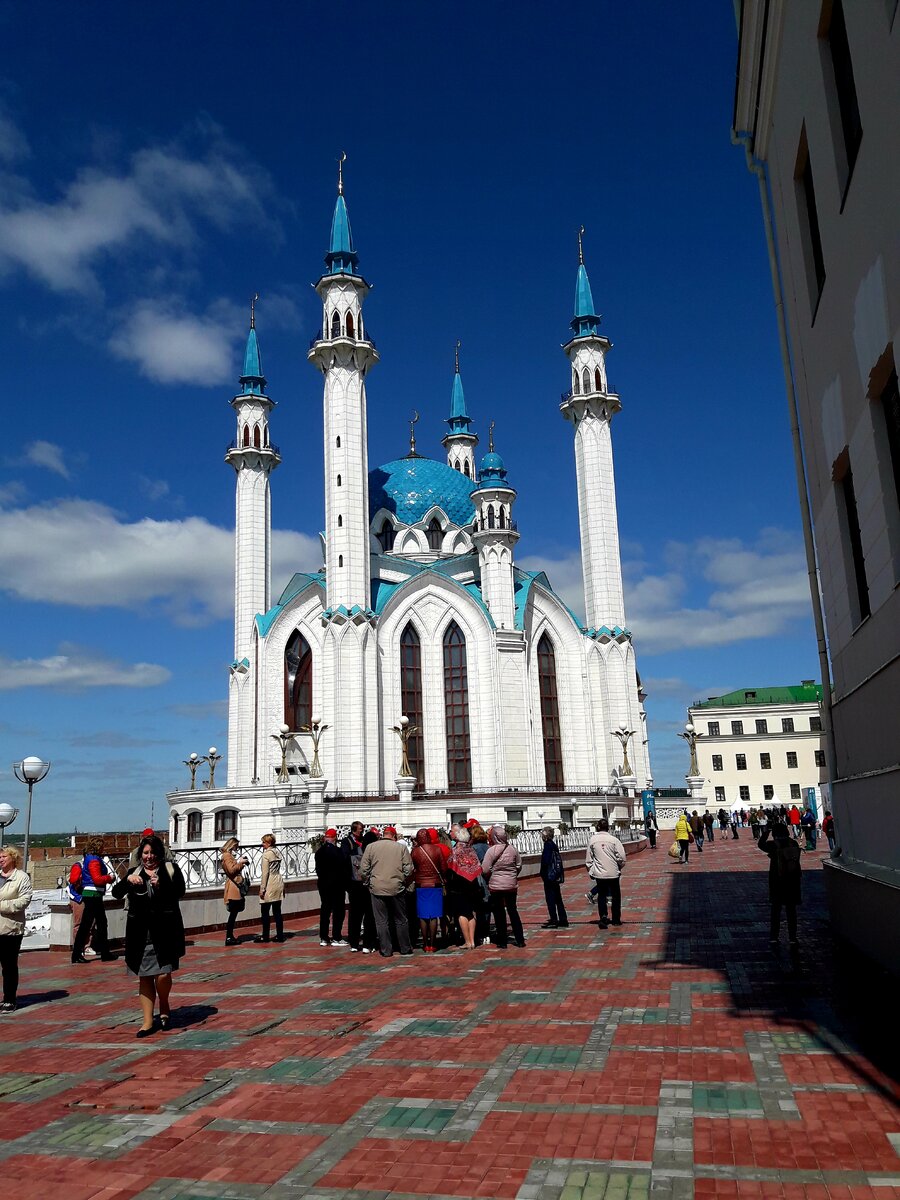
[0,2,820,832]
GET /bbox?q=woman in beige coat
[221,837,249,946]
[0,846,33,1012]
[255,834,285,943]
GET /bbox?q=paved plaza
[1,836,898,1200]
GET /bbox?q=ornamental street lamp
[203,747,222,790]
[391,714,418,779]
[272,724,295,783]
[611,725,635,778]
[0,802,19,849]
[678,722,702,777]
[301,716,328,778]
[183,752,201,790]
[12,756,50,868]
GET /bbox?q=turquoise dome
[369,458,476,527]
[480,451,504,473]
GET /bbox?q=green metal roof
[694,683,823,708]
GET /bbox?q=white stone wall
[573,408,625,630]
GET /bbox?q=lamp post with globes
[0,802,19,849]
[203,747,222,790]
[12,756,50,869]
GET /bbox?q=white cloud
[0,108,28,164]
[0,497,321,625]
[0,646,170,691]
[110,300,236,385]
[520,528,811,654]
[24,439,70,478]
[0,480,26,506]
[0,122,275,293]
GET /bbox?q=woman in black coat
[758,823,802,946]
[112,834,186,1037]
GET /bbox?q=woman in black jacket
[112,834,186,1037]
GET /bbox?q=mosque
[167,170,653,847]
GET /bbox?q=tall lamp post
[203,747,222,790]
[183,752,201,790]
[0,802,19,849]
[301,717,328,778]
[12,756,50,869]
[272,724,295,783]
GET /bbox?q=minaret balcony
[225,440,281,463]
[308,330,378,352]
[560,386,617,404]
[559,389,622,422]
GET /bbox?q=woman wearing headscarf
[445,825,483,950]
[469,824,492,945]
[111,834,186,1037]
[481,824,525,949]
[221,836,249,946]
[411,828,445,953]
[255,834,285,943]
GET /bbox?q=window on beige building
[794,125,827,315]
[760,753,771,769]
[712,755,723,771]
[756,719,768,734]
[787,751,799,769]
[731,721,744,735]
[736,754,747,771]
[708,721,720,736]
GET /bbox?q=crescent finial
[455,339,461,374]
[250,292,259,329]
[337,151,346,195]
[578,225,585,265]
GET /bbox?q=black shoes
[100,954,115,961]
[224,937,238,946]
[253,936,270,943]
[136,1026,155,1039]
[159,1014,171,1031]
[541,921,559,929]
[71,955,88,964]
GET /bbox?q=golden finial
[409,409,419,457]
[455,339,461,374]
[489,420,495,453]
[337,151,346,195]
[577,225,585,265]
[250,292,259,329]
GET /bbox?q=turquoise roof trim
[369,458,477,527]
[255,571,326,638]
[369,553,495,629]
[447,370,471,433]
[240,326,266,394]
[325,194,359,276]
[513,569,583,634]
[571,261,601,337]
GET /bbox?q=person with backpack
[539,826,568,928]
[71,838,115,964]
[758,822,802,947]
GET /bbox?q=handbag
[237,874,251,898]
[688,832,695,844]
[668,841,681,859]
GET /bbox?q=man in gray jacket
[585,819,626,928]
[359,826,414,957]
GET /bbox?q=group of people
[672,804,832,864]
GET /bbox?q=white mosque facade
[167,180,653,847]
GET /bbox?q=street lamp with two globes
[12,755,50,868]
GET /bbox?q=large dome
[369,457,476,527]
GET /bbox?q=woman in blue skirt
[411,828,445,953]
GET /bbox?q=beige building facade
[733,2,900,970]
[690,685,826,813]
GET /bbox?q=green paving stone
[523,1045,582,1066]
[172,1030,241,1047]
[693,1083,762,1113]
[305,998,364,1013]
[769,1032,820,1051]
[378,1104,454,1131]
[0,1073,52,1098]
[266,1058,329,1079]
[403,1018,459,1036]
[639,1008,671,1023]
[561,1188,584,1200]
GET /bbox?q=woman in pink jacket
[481,824,524,949]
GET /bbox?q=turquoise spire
[571,226,601,337]
[478,422,514,490]
[447,341,472,434]
[324,152,359,276]
[240,294,266,394]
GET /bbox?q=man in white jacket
[585,819,626,928]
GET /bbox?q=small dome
[369,458,476,527]
[480,451,505,474]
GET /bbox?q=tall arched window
[378,518,395,553]
[427,517,443,551]
[336,436,341,447]
[573,371,580,395]
[346,311,355,337]
[242,424,250,446]
[253,424,261,448]
[582,367,591,394]
[400,623,425,787]
[537,633,564,788]
[443,622,472,790]
[487,505,496,529]
[285,631,312,730]
[330,310,340,338]
[463,461,471,477]
[499,507,506,529]
[337,514,343,527]
[594,367,603,391]
[336,474,341,486]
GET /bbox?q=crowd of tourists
[671,802,832,864]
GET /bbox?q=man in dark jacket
[539,827,568,929]
[758,822,802,947]
[341,821,375,952]
[315,828,349,947]
[689,811,705,853]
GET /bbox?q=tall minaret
[308,156,378,612]
[225,297,281,659]
[559,229,625,631]
[441,342,478,478]
[471,424,519,630]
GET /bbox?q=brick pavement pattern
[1,836,898,1200]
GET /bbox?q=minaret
[559,229,625,630]
[471,423,519,630]
[308,155,378,612]
[225,296,281,658]
[441,341,478,478]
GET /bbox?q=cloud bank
[0,646,170,691]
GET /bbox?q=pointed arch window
[537,633,564,788]
[253,424,261,448]
[463,461,471,478]
[285,631,312,731]
[443,621,472,790]
[487,505,496,529]
[594,367,602,392]
[242,424,250,447]
[378,518,395,553]
[400,623,425,787]
[330,310,340,338]
[337,514,343,527]
[336,474,342,487]
[582,367,591,394]
[346,311,355,337]
[336,436,341,448]
[573,371,580,395]
[499,507,506,529]
[427,517,443,551]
